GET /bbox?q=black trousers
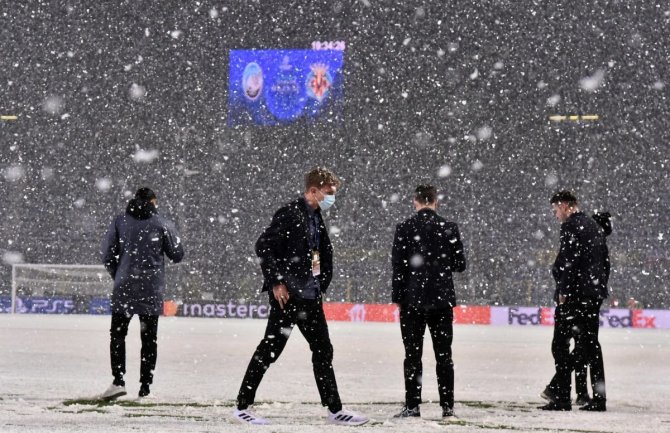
[575,362,589,397]
[236,297,342,413]
[572,299,606,402]
[549,303,577,402]
[548,319,589,398]
[399,306,454,409]
[549,300,606,402]
[110,313,159,387]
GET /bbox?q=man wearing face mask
[233,167,368,427]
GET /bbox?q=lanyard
[310,213,321,251]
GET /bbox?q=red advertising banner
[454,305,491,325]
[322,303,491,324]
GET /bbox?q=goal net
[9,264,111,314]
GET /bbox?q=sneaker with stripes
[393,405,421,418]
[327,408,369,426]
[233,408,270,425]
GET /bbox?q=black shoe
[442,407,455,418]
[575,394,591,406]
[393,405,420,418]
[138,384,151,398]
[579,400,606,412]
[540,386,557,403]
[538,401,571,411]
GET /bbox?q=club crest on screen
[306,63,332,102]
[242,62,264,101]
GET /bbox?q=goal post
[9,264,111,314]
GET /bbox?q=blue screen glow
[228,49,344,126]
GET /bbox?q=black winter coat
[552,211,610,303]
[256,198,333,296]
[101,199,184,315]
[392,208,466,309]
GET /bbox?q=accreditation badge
[311,250,321,276]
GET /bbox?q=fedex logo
[508,307,554,326]
[599,309,657,328]
[631,310,656,328]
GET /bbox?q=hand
[273,283,290,309]
[558,295,566,305]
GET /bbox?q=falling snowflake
[132,148,160,163]
[129,83,146,101]
[438,165,452,178]
[579,69,606,92]
[95,178,112,192]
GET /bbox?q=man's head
[550,190,578,222]
[135,187,157,205]
[304,167,341,210]
[414,184,438,211]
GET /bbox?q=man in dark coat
[542,211,612,408]
[233,167,368,426]
[99,187,184,400]
[391,185,466,419]
[539,191,609,412]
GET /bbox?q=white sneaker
[233,408,270,425]
[99,384,127,401]
[327,408,369,426]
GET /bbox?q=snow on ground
[1,315,669,432]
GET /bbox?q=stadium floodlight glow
[548,114,600,122]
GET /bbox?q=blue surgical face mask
[318,194,336,210]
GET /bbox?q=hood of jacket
[126,198,157,220]
[592,212,612,236]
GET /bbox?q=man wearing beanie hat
[99,187,184,400]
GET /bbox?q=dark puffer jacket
[101,199,184,315]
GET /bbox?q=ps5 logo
[29,298,75,314]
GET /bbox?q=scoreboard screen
[228,49,344,126]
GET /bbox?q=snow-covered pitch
[1,315,668,432]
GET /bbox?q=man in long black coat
[233,167,368,426]
[99,187,184,400]
[540,191,609,412]
[391,185,466,419]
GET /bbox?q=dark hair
[304,167,341,190]
[550,190,577,206]
[414,184,438,204]
[135,187,157,201]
